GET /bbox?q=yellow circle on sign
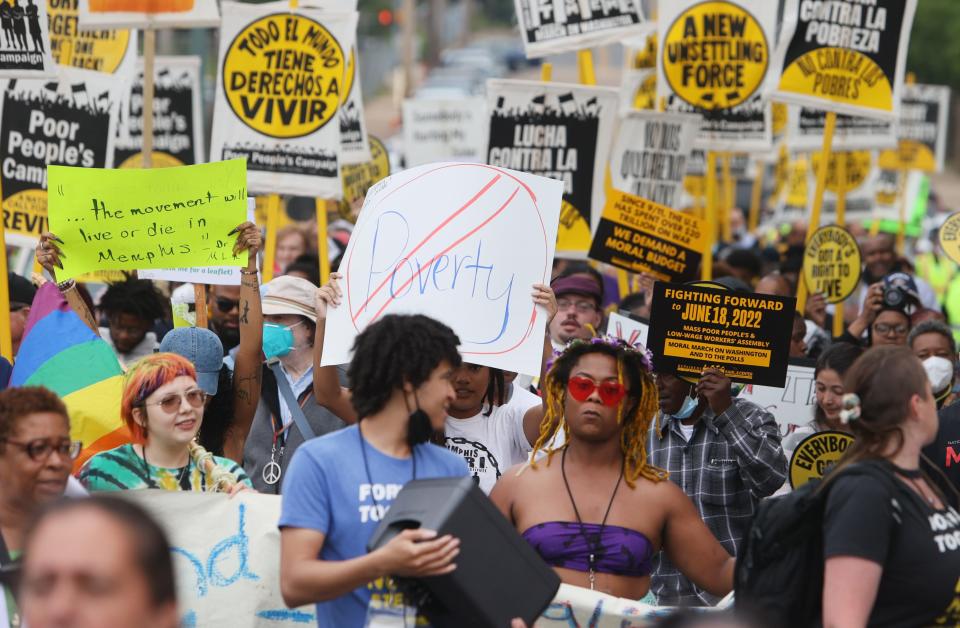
[47,3,131,74]
[879,140,937,173]
[778,47,893,113]
[3,189,48,237]
[938,211,960,266]
[802,225,861,304]
[811,150,872,194]
[223,12,345,139]
[789,430,853,489]
[662,1,769,110]
[339,136,390,221]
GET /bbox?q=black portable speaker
[366,476,561,627]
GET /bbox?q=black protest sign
[0,0,55,77]
[588,188,705,283]
[485,79,618,255]
[879,83,951,173]
[0,74,119,238]
[657,0,778,151]
[772,0,917,118]
[114,56,203,168]
[647,282,796,386]
[513,0,648,58]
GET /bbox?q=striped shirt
[647,398,787,607]
[79,444,252,492]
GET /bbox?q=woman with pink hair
[79,353,251,493]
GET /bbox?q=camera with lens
[882,285,908,310]
[881,273,919,314]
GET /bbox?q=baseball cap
[262,275,317,322]
[550,275,603,304]
[159,327,224,395]
[8,273,36,310]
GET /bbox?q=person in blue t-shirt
[279,312,471,627]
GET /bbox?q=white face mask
[923,356,955,396]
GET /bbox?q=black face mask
[407,407,433,447]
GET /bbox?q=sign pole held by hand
[748,158,764,233]
[262,195,281,283]
[0,218,12,361]
[142,29,156,169]
[702,151,718,281]
[832,152,847,339]
[316,199,330,285]
[796,110,837,315]
[721,153,733,243]
[194,284,207,329]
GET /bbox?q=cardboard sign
[114,56,204,168]
[787,106,896,151]
[512,0,647,58]
[802,225,861,303]
[48,0,136,75]
[879,83,951,173]
[938,211,960,266]
[738,359,816,436]
[321,162,562,376]
[605,311,649,349]
[588,188,705,283]
[0,71,122,238]
[120,491,316,627]
[339,135,389,217]
[0,0,55,77]
[209,2,358,197]
[789,430,854,489]
[657,0,778,151]
[647,282,796,386]
[485,79,618,257]
[402,98,488,167]
[771,0,917,119]
[47,159,248,280]
[77,0,220,29]
[609,110,700,207]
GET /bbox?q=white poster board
[605,312,649,350]
[513,0,648,58]
[77,0,220,29]
[738,361,816,436]
[786,106,897,151]
[121,491,316,627]
[402,98,488,167]
[322,162,563,376]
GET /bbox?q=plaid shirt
[647,398,786,607]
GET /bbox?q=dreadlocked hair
[482,368,506,416]
[529,339,666,487]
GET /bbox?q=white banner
[209,2,358,197]
[786,106,896,151]
[882,83,952,173]
[610,110,701,208]
[513,0,648,59]
[402,98,488,167]
[322,162,562,376]
[0,0,55,78]
[657,0,778,152]
[77,0,220,30]
[738,361,816,435]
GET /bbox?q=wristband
[239,269,259,276]
[57,279,76,291]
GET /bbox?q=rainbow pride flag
[11,282,130,470]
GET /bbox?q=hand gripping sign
[321,162,563,376]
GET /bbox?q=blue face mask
[672,391,699,420]
[263,322,300,360]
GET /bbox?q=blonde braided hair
[529,337,667,487]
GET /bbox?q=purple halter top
[521,521,654,577]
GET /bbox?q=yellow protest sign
[48,160,248,281]
[802,225,861,303]
[48,0,134,74]
[789,430,854,489]
[772,102,788,137]
[938,211,960,266]
[662,1,770,110]
[222,12,345,139]
[338,136,390,221]
[812,150,872,194]
[785,154,809,207]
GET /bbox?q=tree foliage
[907,0,960,90]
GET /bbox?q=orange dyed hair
[121,353,197,438]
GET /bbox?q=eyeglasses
[142,389,206,414]
[215,297,240,313]
[874,323,909,337]
[567,376,626,407]
[557,298,597,314]
[1,438,81,462]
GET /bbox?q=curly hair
[99,274,167,323]
[529,340,666,487]
[0,386,68,443]
[348,314,462,419]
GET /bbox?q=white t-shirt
[445,391,541,494]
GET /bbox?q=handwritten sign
[647,282,796,386]
[657,0,778,151]
[47,159,248,280]
[322,162,562,376]
[738,359,816,436]
[771,0,917,118]
[588,188,705,283]
[605,311,649,349]
[119,491,315,627]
